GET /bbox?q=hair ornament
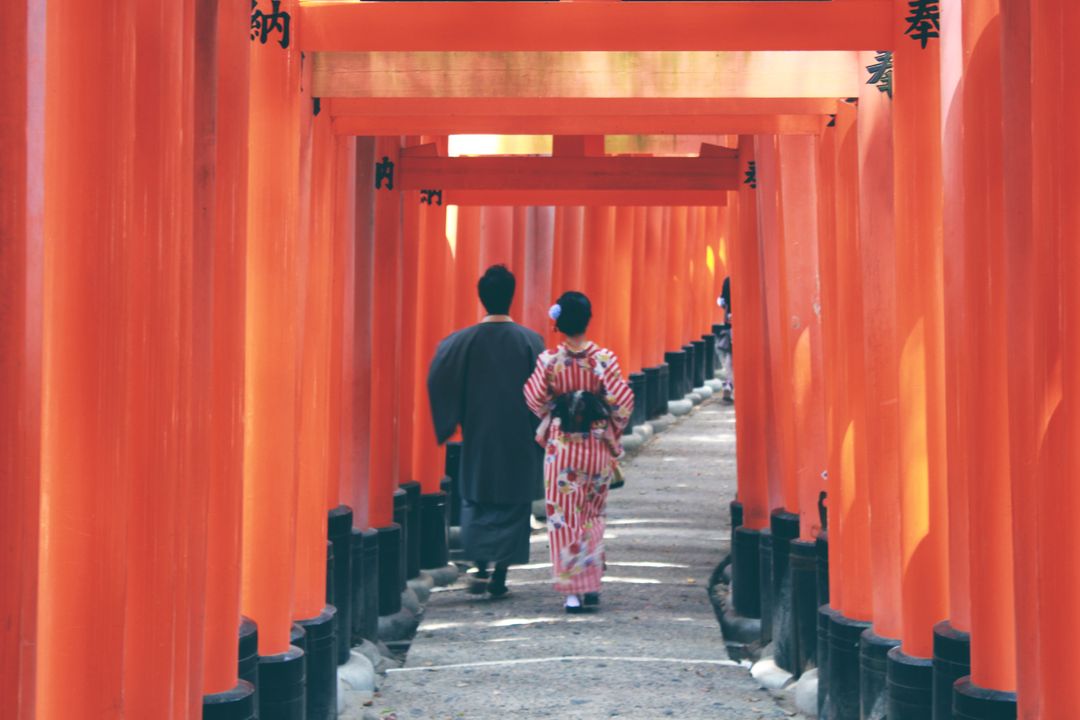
[548,303,562,321]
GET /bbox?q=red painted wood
[730,139,769,531]
[348,137,376,528]
[369,136,404,527]
[960,0,1015,681]
[300,1,893,52]
[201,0,250,697]
[0,2,43,716]
[855,78,900,632]
[399,156,739,192]
[892,0,951,664]
[442,189,729,207]
[831,103,873,623]
[1001,0,1040,711]
[1030,2,1066,716]
[938,0,972,638]
[242,0,306,655]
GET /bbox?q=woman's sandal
[564,594,586,614]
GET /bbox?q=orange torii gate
[7,1,1080,720]
[299,1,893,51]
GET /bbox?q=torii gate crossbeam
[300,1,894,52]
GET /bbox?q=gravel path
[367,402,788,719]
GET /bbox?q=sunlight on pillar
[1039,355,1063,447]
[792,327,812,410]
[445,205,458,258]
[898,320,930,566]
[840,421,857,520]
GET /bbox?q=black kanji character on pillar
[904,0,940,49]
[251,0,291,50]
[866,51,894,99]
[375,157,395,191]
[743,161,757,190]
[420,190,443,207]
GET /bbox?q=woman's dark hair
[555,291,592,336]
[477,265,515,315]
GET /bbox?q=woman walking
[524,292,634,613]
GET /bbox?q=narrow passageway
[360,403,786,719]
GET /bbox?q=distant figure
[524,291,634,613]
[427,265,545,597]
[720,275,731,323]
[717,276,734,403]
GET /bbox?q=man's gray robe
[427,321,545,565]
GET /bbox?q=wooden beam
[605,136,742,156]
[300,2,894,52]
[328,98,840,117]
[327,98,836,136]
[332,114,827,137]
[395,155,739,191]
[311,51,861,99]
[440,190,730,207]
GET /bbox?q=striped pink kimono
[524,342,634,595]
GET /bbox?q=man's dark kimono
[427,320,545,567]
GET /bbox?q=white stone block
[750,657,794,691]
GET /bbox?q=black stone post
[730,499,744,537]
[290,622,306,651]
[830,612,871,720]
[257,629,305,720]
[238,616,259,694]
[392,489,409,591]
[682,344,697,394]
[691,339,707,388]
[628,372,647,429]
[861,629,901,720]
[399,481,422,580]
[758,528,774,644]
[644,366,662,419]
[887,647,934,720]
[419,492,450,569]
[702,333,717,380]
[657,363,670,414]
[819,606,839,719]
[771,509,800,674]
[297,606,337,720]
[664,351,685,400]
[203,681,256,720]
[224,617,258,720]
[352,528,379,644]
[325,540,334,604]
[791,539,819,675]
[376,524,402,616]
[952,678,1017,720]
[327,506,353,665]
[933,621,971,720]
[816,532,830,607]
[732,526,761,618]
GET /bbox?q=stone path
[367,402,789,719]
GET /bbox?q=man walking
[718,275,734,403]
[427,265,545,597]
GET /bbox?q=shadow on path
[355,403,788,719]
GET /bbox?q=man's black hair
[477,264,516,315]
